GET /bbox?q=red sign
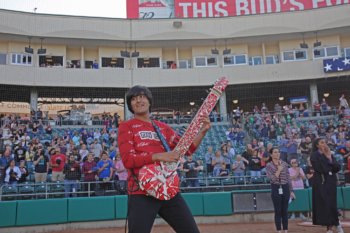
[127,0,349,19]
[127,0,175,19]
[174,0,349,18]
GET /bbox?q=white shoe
[299,213,307,220]
[327,230,333,233]
[337,225,344,233]
[289,213,295,219]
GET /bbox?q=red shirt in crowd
[50,153,66,172]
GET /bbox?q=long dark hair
[126,85,153,114]
[312,137,323,153]
[268,147,279,162]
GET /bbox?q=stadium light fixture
[211,40,219,55]
[300,33,308,49]
[323,93,330,98]
[173,21,182,28]
[189,101,195,106]
[278,96,284,101]
[120,42,130,58]
[25,36,33,54]
[313,31,322,48]
[121,42,139,58]
[37,38,47,54]
[232,99,238,104]
[131,42,140,58]
[222,39,231,55]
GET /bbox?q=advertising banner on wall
[127,0,349,19]
[0,102,123,117]
[127,0,175,19]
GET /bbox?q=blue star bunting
[323,57,350,73]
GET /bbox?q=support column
[124,95,133,120]
[219,91,228,122]
[80,46,85,68]
[30,88,38,111]
[309,81,319,106]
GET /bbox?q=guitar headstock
[213,77,229,92]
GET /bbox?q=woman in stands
[118,85,210,233]
[310,138,343,233]
[266,147,295,233]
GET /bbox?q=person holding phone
[266,147,295,233]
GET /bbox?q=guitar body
[138,77,229,200]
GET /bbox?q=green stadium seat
[18,182,34,200]
[1,185,17,201]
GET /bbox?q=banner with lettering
[127,0,349,19]
[127,0,175,19]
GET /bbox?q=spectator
[79,144,89,162]
[310,138,343,233]
[288,159,306,220]
[221,143,232,170]
[321,98,329,115]
[232,155,246,178]
[183,155,200,188]
[33,148,49,183]
[299,136,312,162]
[219,162,229,176]
[249,149,262,178]
[286,137,298,163]
[14,143,26,165]
[92,139,103,160]
[204,146,214,175]
[18,160,29,183]
[92,60,99,69]
[313,101,321,116]
[63,154,81,197]
[50,148,66,182]
[4,159,21,186]
[114,153,127,194]
[339,94,349,110]
[212,150,224,177]
[82,153,97,195]
[96,151,113,194]
[266,148,295,233]
[305,157,314,188]
[109,146,118,160]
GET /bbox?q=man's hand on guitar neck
[192,116,211,148]
[152,150,180,162]
[198,116,211,135]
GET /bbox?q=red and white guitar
[138,77,229,200]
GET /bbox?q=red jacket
[118,118,196,195]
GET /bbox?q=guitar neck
[174,77,229,156]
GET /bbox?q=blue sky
[0,0,126,18]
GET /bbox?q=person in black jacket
[63,154,81,197]
[310,138,344,233]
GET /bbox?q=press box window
[101,57,124,68]
[137,58,160,68]
[10,53,33,65]
[282,50,307,61]
[223,54,247,66]
[313,46,339,59]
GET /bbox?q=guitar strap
[151,121,171,152]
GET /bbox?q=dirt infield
[50,220,350,233]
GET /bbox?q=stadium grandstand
[0,1,350,231]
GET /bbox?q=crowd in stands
[177,100,350,191]
[0,99,350,200]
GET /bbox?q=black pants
[271,184,290,231]
[128,193,200,233]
